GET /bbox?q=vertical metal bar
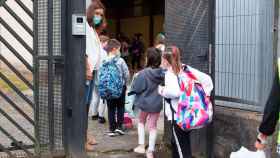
[206,0,215,157]
[64,0,87,157]
[249,0,254,102]
[48,0,55,152]
[255,0,259,104]
[232,1,236,97]
[242,1,246,99]
[221,0,225,98]
[228,0,232,98]
[33,0,40,155]
[61,0,67,153]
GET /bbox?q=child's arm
[158,73,181,99]
[188,66,213,96]
[121,59,130,85]
[85,56,93,80]
[131,73,146,94]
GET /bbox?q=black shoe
[98,117,106,124]
[91,115,99,120]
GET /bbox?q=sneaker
[91,115,99,120]
[134,145,146,154]
[107,131,117,137]
[146,151,154,158]
[115,128,125,135]
[98,117,106,124]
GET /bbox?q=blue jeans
[85,80,94,106]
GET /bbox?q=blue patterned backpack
[98,57,123,99]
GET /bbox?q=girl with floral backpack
[158,46,213,158]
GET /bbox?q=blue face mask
[93,16,102,26]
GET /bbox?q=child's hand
[255,133,267,150]
[86,57,93,80]
[158,85,164,95]
[255,141,266,150]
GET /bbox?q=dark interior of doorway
[85,0,165,157]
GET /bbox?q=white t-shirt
[86,23,103,71]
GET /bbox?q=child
[90,35,109,124]
[102,39,130,136]
[158,46,213,158]
[131,48,164,158]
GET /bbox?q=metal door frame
[64,0,87,157]
[34,0,87,157]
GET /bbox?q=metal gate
[165,0,215,157]
[0,0,35,157]
[0,0,66,157]
[1,0,87,157]
[34,0,66,157]
[35,0,87,157]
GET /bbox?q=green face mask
[93,16,102,26]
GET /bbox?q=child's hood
[142,68,165,85]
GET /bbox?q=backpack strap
[183,65,198,81]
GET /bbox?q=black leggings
[106,87,126,131]
[171,123,192,158]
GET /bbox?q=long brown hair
[86,0,106,30]
[162,46,182,74]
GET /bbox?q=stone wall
[192,106,277,158]
[163,106,278,158]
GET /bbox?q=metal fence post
[206,0,216,158]
[64,0,87,157]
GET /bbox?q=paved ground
[87,111,170,158]
[0,90,34,158]
[0,89,171,158]
[0,66,171,157]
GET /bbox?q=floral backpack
[171,65,213,131]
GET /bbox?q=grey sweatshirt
[131,68,165,113]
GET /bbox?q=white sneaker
[146,151,154,158]
[134,145,146,154]
[107,131,117,137]
[115,128,125,135]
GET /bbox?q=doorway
[85,0,166,157]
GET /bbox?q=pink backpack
[124,113,133,129]
[171,65,213,131]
